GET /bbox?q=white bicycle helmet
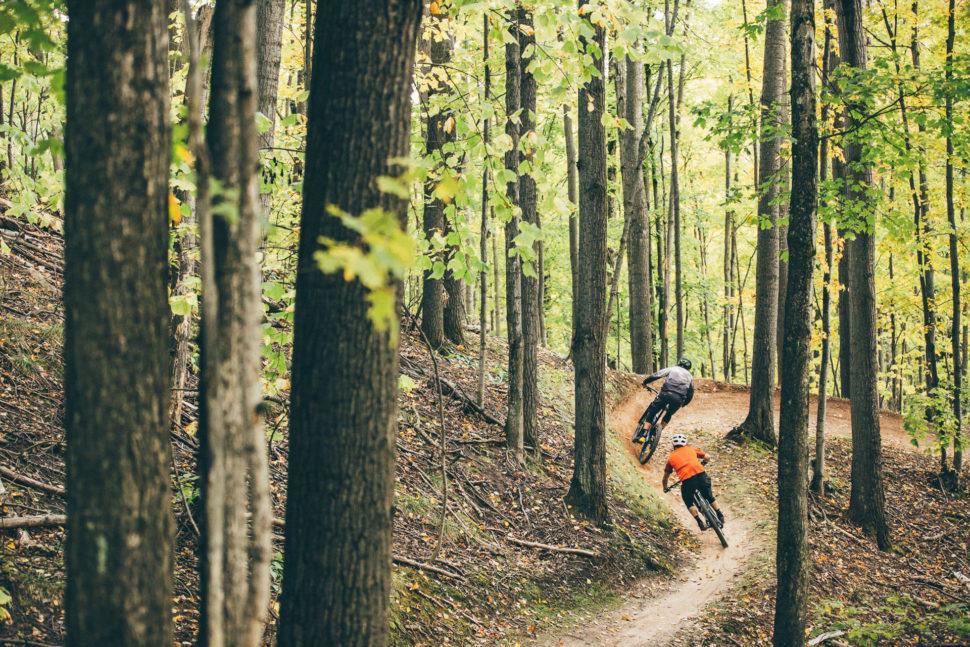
[671,433,688,447]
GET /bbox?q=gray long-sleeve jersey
[644,365,694,403]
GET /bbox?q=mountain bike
[665,475,729,548]
[631,385,668,465]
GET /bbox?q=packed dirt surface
[537,388,764,646]
[687,379,911,451]
[538,378,919,647]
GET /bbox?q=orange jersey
[665,446,708,481]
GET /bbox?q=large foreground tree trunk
[198,2,273,644]
[835,0,891,551]
[728,0,787,447]
[773,0,816,640]
[278,2,423,644]
[566,4,609,525]
[64,1,174,643]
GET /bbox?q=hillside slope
[0,216,686,645]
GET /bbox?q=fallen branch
[400,355,504,427]
[505,536,598,558]
[0,514,66,529]
[0,466,66,496]
[808,630,846,646]
[392,554,464,580]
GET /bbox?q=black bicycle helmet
[677,357,692,370]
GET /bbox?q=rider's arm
[662,462,672,489]
[642,367,671,386]
[695,448,708,460]
[683,381,695,405]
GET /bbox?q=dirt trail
[538,380,910,647]
[538,387,763,647]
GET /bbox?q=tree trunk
[64,1,174,643]
[564,103,580,354]
[419,10,454,350]
[198,2,272,644]
[478,14,491,407]
[622,51,653,375]
[667,54,684,360]
[945,0,962,485]
[518,7,540,451]
[835,0,892,551]
[566,4,609,525]
[256,0,285,215]
[503,12,524,458]
[723,96,734,382]
[812,9,835,495]
[773,0,815,639]
[728,0,787,447]
[277,2,422,644]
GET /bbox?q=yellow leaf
[174,143,194,165]
[443,115,456,134]
[168,193,182,225]
[430,1,441,14]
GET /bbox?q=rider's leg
[699,473,725,524]
[682,477,707,529]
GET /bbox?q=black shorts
[681,472,715,509]
[640,390,683,426]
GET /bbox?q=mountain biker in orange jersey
[633,357,695,444]
[662,433,725,531]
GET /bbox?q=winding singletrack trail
[537,379,910,647]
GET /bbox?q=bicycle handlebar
[644,384,659,394]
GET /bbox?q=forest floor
[0,214,689,646]
[538,382,970,646]
[0,214,968,646]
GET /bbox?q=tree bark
[723,95,734,382]
[566,4,609,525]
[519,7,540,451]
[945,0,962,484]
[812,9,835,495]
[503,12,524,459]
[773,0,816,639]
[419,10,454,350]
[199,2,272,644]
[256,0,285,214]
[564,103,580,354]
[622,51,653,375]
[835,0,892,551]
[478,14,491,407]
[64,1,173,643]
[277,2,422,644]
[728,0,787,447]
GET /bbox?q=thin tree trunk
[566,3,609,525]
[478,14,491,407]
[519,7,540,451]
[773,0,815,638]
[667,52,684,359]
[812,9,834,495]
[723,95,734,382]
[198,2,272,643]
[419,10,454,349]
[622,49,653,374]
[278,2,422,644]
[945,0,961,484]
[503,11,524,459]
[64,1,174,642]
[564,103,580,354]
[256,0,285,206]
[836,0,892,551]
[728,0,787,446]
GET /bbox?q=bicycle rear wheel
[696,494,728,548]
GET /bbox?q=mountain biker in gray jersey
[633,357,695,443]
